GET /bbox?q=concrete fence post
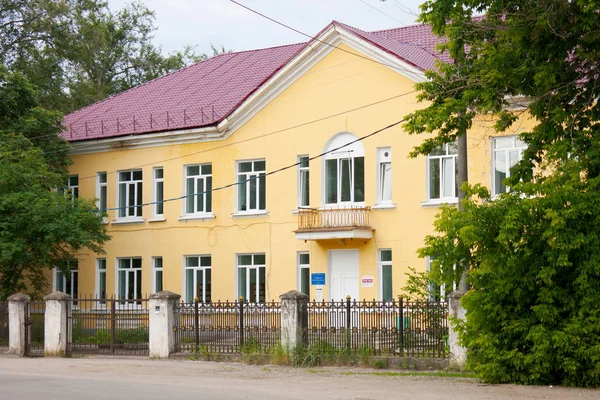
[8,293,30,356]
[280,290,309,351]
[44,292,71,357]
[448,291,467,368]
[149,291,181,359]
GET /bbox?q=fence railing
[297,207,371,230]
[0,301,8,347]
[307,298,448,358]
[174,299,281,354]
[67,298,149,356]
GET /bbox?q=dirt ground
[0,353,598,400]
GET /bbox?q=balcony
[294,207,374,241]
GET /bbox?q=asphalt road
[0,354,598,400]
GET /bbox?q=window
[96,259,106,301]
[237,160,266,212]
[153,168,164,218]
[323,133,364,205]
[54,262,78,299]
[297,156,310,208]
[117,258,142,301]
[380,250,392,302]
[377,147,392,204]
[67,175,79,202]
[493,136,526,195]
[427,257,457,301]
[184,256,212,303]
[185,164,212,215]
[298,252,310,297]
[96,172,107,214]
[427,143,458,201]
[152,257,163,294]
[237,254,266,303]
[117,170,143,218]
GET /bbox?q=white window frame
[379,249,393,302]
[152,256,163,294]
[426,143,458,203]
[492,136,527,196]
[152,167,164,219]
[67,175,79,203]
[183,164,213,217]
[96,259,107,302]
[116,170,143,220]
[183,255,212,303]
[96,172,107,220]
[297,252,310,297]
[427,257,457,302]
[297,155,310,208]
[235,159,266,213]
[236,253,266,303]
[376,147,392,205]
[53,262,78,298]
[116,257,142,301]
[322,133,365,207]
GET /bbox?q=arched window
[323,132,365,205]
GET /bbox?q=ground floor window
[54,262,78,299]
[184,255,212,303]
[379,250,392,302]
[153,257,163,294]
[96,259,106,301]
[117,258,142,301]
[298,252,310,297]
[237,254,266,303]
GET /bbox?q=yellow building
[55,21,531,303]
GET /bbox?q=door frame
[327,249,360,301]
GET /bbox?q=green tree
[0,67,110,299]
[400,0,600,386]
[2,0,228,113]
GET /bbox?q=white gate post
[280,290,309,351]
[44,292,71,357]
[149,291,181,359]
[448,291,467,368]
[8,293,29,356]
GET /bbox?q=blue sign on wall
[311,273,326,285]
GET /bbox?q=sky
[106,0,425,56]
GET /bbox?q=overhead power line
[357,0,407,26]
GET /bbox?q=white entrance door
[329,250,359,301]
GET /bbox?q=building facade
[54,22,532,302]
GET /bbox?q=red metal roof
[63,21,446,142]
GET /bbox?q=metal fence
[67,298,149,356]
[307,298,448,358]
[174,300,281,354]
[0,301,8,347]
[25,302,45,356]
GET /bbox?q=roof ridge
[370,21,429,33]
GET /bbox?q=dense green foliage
[1,0,225,113]
[0,67,109,299]
[391,0,600,387]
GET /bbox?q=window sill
[231,210,269,219]
[111,217,145,225]
[178,214,215,222]
[420,199,459,208]
[148,217,166,223]
[371,203,396,210]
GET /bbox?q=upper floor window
[185,164,212,215]
[427,143,458,201]
[153,168,164,218]
[237,160,266,212]
[96,172,107,213]
[324,133,364,205]
[377,147,392,204]
[493,136,526,196]
[118,170,143,218]
[297,156,310,208]
[67,175,79,203]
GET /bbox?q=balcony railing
[297,207,372,231]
